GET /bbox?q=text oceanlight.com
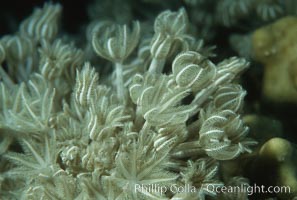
[207,184,291,195]
[134,184,291,196]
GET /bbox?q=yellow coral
[259,138,297,199]
[252,16,297,103]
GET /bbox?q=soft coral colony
[0,3,256,200]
